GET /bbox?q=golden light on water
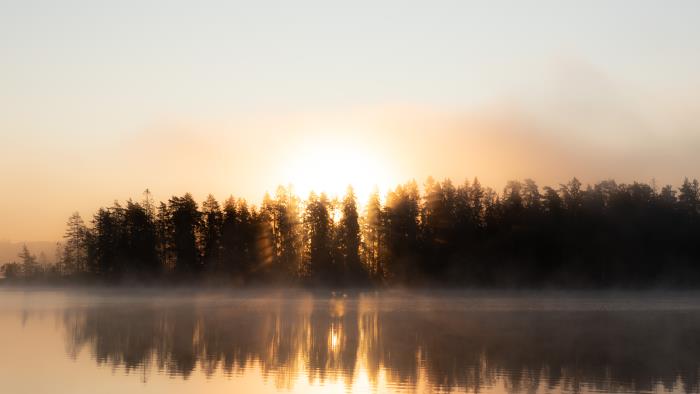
[329,328,340,351]
[3,290,700,394]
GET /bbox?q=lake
[1,288,700,394]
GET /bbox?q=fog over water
[2,288,700,394]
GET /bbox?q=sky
[1,0,699,242]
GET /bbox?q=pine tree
[302,192,334,283]
[337,187,363,284]
[123,200,159,277]
[168,194,201,276]
[361,189,383,280]
[19,244,39,279]
[62,212,87,276]
[200,194,223,274]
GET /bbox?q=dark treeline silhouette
[3,177,700,287]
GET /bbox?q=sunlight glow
[282,135,395,203]
[329,330,340,351]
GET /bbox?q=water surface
[1,288,700,394]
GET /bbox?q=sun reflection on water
[3,291,700,394]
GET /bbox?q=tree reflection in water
[58,292,700,393]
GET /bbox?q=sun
[283,136,394,203]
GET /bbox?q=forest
[3,177,700,287]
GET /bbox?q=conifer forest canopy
[4,177,700,288]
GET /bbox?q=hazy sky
[1,0,699,241]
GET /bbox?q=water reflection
[16,292,700,392]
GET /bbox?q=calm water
[1,289,700,394]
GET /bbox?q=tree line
[3,177,700,287]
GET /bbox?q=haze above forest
[2,1,699,242]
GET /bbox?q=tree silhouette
[19,244,39,278]
[8,176,700,288]
[220,197,257,281]
[679,177,700,217]
[302,192,334,284]
[90,207,120,278]
[260,187,303,282]
[168,194,201,277]
[62,212,87,276]
[337,187,363,284]
[123,200,159,277]
[383,181,421,283]
[200,194,223,275]
[1,261,21,279]
[361,189,384,281]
